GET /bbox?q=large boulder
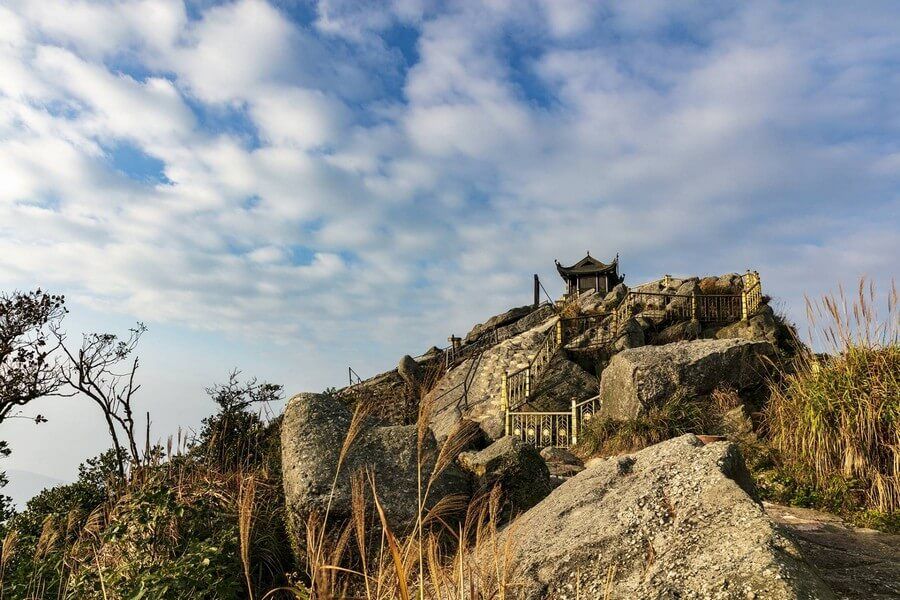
[527,352,598,411]
[712,303,780,345]
[499,304,555,337]
[613,318,645,352]
[281,393,471,557]
[540,446,585,478]
[458,436,553,515]
[599,339,774,421]
[604,283,628,309]
[498,435,834,599]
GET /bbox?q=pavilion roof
[555,253,619,277]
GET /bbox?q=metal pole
[534,274,540,308]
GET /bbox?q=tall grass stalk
[239,474,257,600]
[298,395,517,599]
[767,278,899,514]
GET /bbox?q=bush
[577,392,724,457]
[765,280,898,525]
[0,371,293,599]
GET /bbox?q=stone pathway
[764,502,900,599]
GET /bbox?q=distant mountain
[4,469,67,509]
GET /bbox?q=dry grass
[578,392,722,457]
[1,427,293,599]
[296,397,518,599]
[766,278,899,514]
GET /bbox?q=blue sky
[1,0,899,503]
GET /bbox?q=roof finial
[586,250,590,256]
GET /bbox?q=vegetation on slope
[0,375,293,600]
[762,280,898,531]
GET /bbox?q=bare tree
[55,323,147,479]
[0,290,66,422]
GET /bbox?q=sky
[1,0,898,505]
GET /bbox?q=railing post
[556,319,563,346]
[741,289,748,320]
[571,398,578,446]
[691,291,698,321]
[524,368,531,399]
[501,371,510,436]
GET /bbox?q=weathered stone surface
[528,351,598,411]
[714,303,779,344]
[282,393,470,557]
[599,338,774,421]
[458,436,553,514]
[674,278,700,295]
[337,369,411,424]
[500,304,555,336]
[576,289,605,312]
[397,354,422,388]
[426,320,556,441]
[465,305,536,344]
[722,405,754,435]
[653,319,701,345]
[716,272,744,293]
[765,502,900,600]
[604,283,627,309]
[669,279,700,311]
[613,318,645,352]
[540,446,585,477]
[500,435,835,599]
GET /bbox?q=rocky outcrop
[700,273,744,294]
[499,435,834,599]
[458,436,553,515]
[539,446,585,478]
[499,304,555,337]
[397,354,422,388]
[281,393,470,557]
[337,369,411,424]
[527,351,598,411]
[613,317,645,352]
[708,303,783,346]
[465,305,536,344]
[653,319,701,345]
[604,282,628,309]
[599,338,774,421]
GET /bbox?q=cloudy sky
[1,0,898,503]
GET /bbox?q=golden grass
[766,278,899,513]
[295,395,518,599]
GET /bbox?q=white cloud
[0,0,897,354]
[250,86,350,149]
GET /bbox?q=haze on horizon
[1,0,898,506]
